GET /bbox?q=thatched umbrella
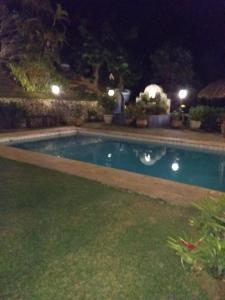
[198,80,225,99]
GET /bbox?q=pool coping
[0,126,224,206]
[78,128,225,153]
[1,126,225,152]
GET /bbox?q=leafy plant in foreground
[168,197,225,279]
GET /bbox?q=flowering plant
[168,197,225,279]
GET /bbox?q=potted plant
[188,106,205,130]
[133,104,148,128]
[171,111,183,129]
[124,105,135,126]
[98,94,117,124]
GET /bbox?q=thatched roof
[198,80,225,99]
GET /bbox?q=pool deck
[0,125,224,206]
[83,123,225,151]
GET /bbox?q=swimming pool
[12,133,225,192]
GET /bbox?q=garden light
[108,89,115,97]
[178,89,188,100]
[51,85,60,96]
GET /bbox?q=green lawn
[0,158,219,300]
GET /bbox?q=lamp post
[51,85,61,96]
[178,89,188,123]
[107,89,115,97]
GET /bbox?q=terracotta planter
[171,119,183,129]
[136,119,148,128]
[103,114,113,124]
[190,120,201,130]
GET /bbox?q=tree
[0,1,69,94]
[150,43,195,93]
[71,21,139,92]
[0,1,69,64]
[0,5,23,62]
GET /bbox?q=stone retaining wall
[0,97,97,108]
[0,97,98,129]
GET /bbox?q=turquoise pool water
[12,134,225,191]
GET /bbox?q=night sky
[59,0,225,85]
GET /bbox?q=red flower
[180,239,196,251]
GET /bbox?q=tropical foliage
[9,56,66,93]
[168,197,225,279]
[0,0,69,93]
[1,1,68,62]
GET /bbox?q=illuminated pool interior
[12,134,225,192]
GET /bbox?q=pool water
[12,134,225,192]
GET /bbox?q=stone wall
[0,97,97,108]
[0,97,98,129]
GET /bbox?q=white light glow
[178,89,188,100]
[108,89,115,97]
[144,153,151,162]
[51,85,60,95]
[144,84,162,99]
[171,162,179,172]
[107,153,112,158]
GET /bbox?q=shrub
[50,101,69,125]
[98,94,117,114]
[140,93,149,103]
[171,110,182,120]
[50,101,88,125]
[201,107,224,132]
[70,103,88,120]
[139,92,168,115]
[0,102,26,129]
[188,106,208,121]
[133,103,148,119]
[9,56,66,94]
[187,106,225,131]
[124,105,136,119]
[146,102,168,115]
[168,197,225,279]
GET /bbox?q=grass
[0,158,220,300]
